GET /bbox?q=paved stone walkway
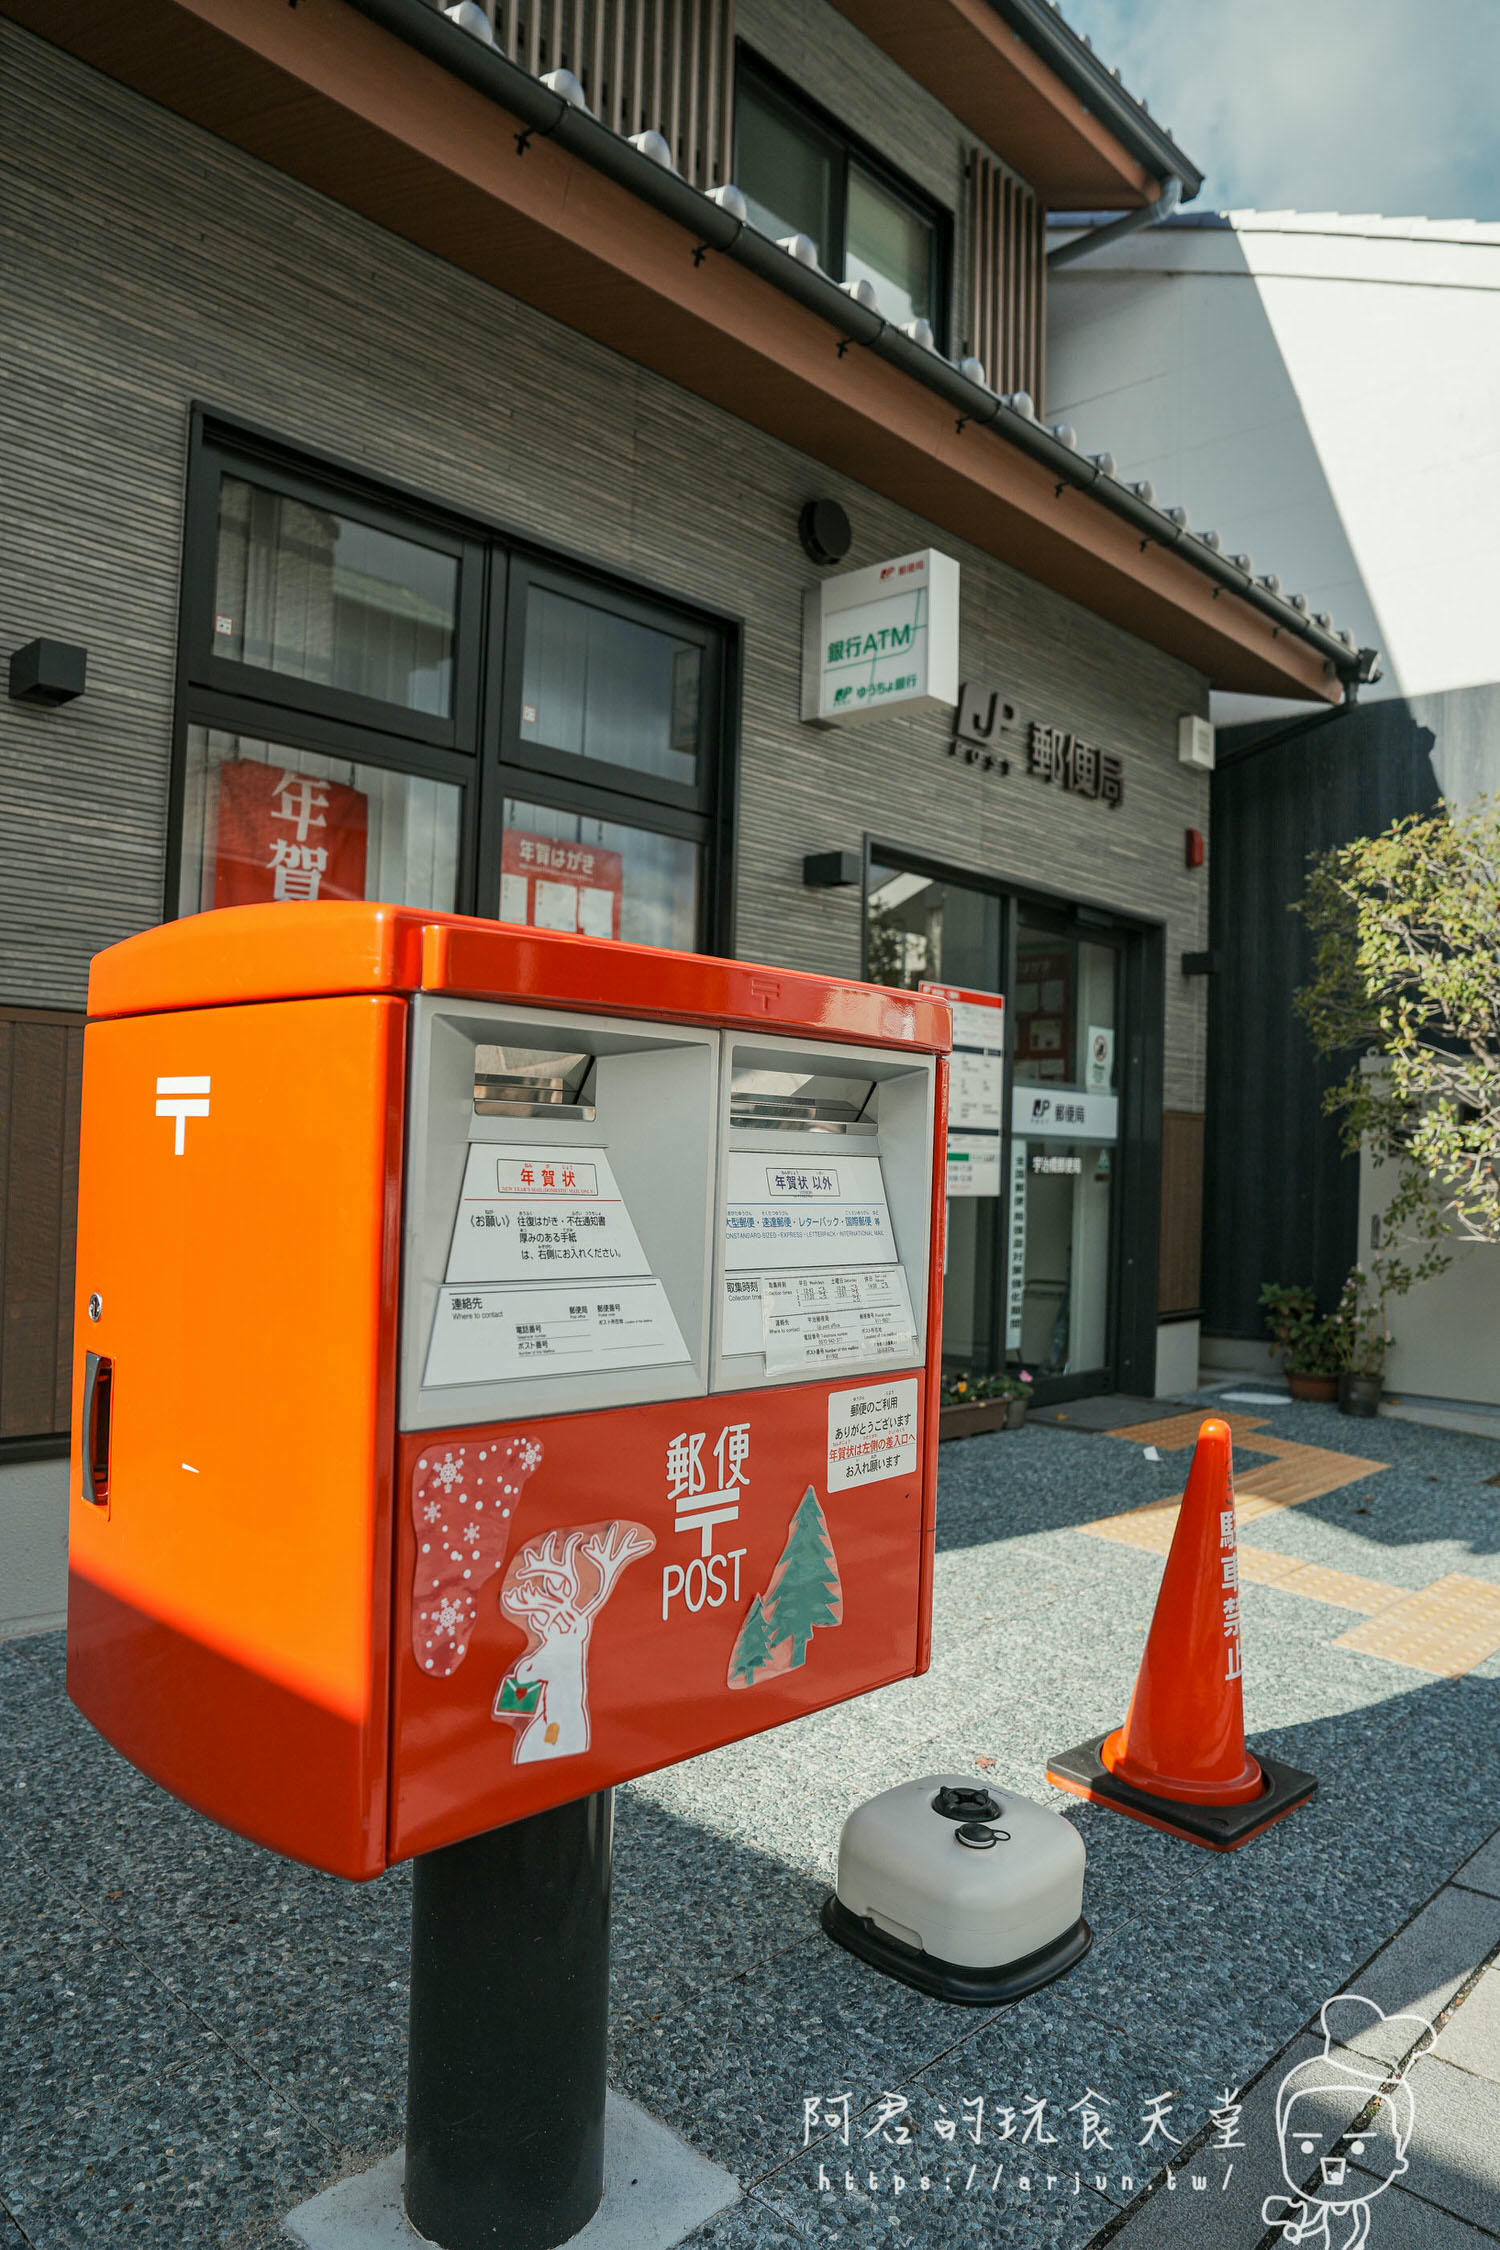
[1,1394,1497,2248]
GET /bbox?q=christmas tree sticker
[724,1488,844,1691]
[727,1594,777,1689]
[766,1488,843,1666]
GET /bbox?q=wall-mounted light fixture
[803,850,861,888]
[1184,827,1206,869]
[1182,950,1221,976]
[9,639,87,706]
[798,499,852,569]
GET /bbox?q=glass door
[1009,914,1120,1386]
[866,858,1003,1371]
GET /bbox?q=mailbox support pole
[405,1791,613,2250]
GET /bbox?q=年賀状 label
[723,1153,897,1269]
[446,1143,650,1284]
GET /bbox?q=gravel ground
[2,1395,1497,2249]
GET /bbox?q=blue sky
[1057,0,1500,222]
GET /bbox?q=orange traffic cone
[1047,1418,1316,1850]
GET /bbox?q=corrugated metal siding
[1204,700,1444,1339]
[1,23,1210,1119]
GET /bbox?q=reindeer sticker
[495,1520,655,1762]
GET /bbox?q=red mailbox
[68,904,950,1878]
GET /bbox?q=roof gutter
[1047,174,1183,269]
[343,0,1360,695]
[982,0,1203,199]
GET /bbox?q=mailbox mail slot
[66,904,951,1877]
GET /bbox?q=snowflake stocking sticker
[728,1485,843,1689]
[496,1521,655,1761]
[410,1435,546,1676]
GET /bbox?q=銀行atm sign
[801,549,960,724]
[391,1375,928,1859]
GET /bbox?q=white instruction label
[827,1377,921,1490]
[951,1051,1004,1131]
[723,1153,897,1269]
[424,1277,689,1388]
[945,1133,1002,1198]
[446,1143,649,1285]
[722,1266,916,1373]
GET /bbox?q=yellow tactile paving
[1080,1527,1404,1616]
[1332,1574,1500,1677]
[1077,1421,1498,1675]
[1256,1558,1403,1615]
[1232,1545,1309,1587]
[1235,1441,1388,1506]
[1107,1411,1271,1450]
[1234,1491,1297,1524]
[1081,1503,1180,1554]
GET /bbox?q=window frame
[733,50,952,348]
[169,409,741,952]
[180,431,487,752]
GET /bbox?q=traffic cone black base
[1047,1733,1317,1852]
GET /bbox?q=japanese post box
[67,904,950,1878]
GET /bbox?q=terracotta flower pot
[1286,1371,1339,1403]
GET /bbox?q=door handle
[82,1351,113,1507]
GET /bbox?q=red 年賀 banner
[213,762,368,909]
[499,829,624,939]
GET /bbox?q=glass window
[1013,926,1118,1086]
[735,78,835,263]
[866,862,999,991]
[1011,1142,1114,1375]
[846,165,934,327]
[519,586,701,787]
[178,726,461,916]
[212,476,459,716]
[735,63,947,337]
[499,798,699,952]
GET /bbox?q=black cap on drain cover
[933,1785,1002,1823]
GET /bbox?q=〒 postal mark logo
[155,1075,211,1154]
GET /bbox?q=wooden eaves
[8,0,1344,703]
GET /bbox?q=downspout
[1047,175,1183,269]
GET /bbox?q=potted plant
[1259,1283,1341,1403]
[1330,1248,1424,1416]
[940,1368,1033,1440]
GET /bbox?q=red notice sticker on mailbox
[827,1378,919,1490]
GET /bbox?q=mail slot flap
[712,1034,935,1394]
[402,997,719,1432]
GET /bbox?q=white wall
[0,1459,68,1640]
[1048,212,1500,722]
[1358,1157,1500,1409]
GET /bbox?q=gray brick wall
[0,24,1210,1107]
